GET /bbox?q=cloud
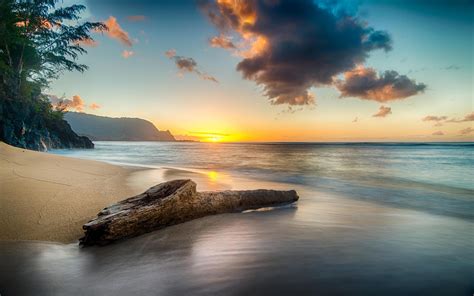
[122,50,134,58]
[422,112,474,127]
[352,117,359,123]
[49,95,85,112]
[209,35,236,49]
[165,49,218,83]
[432,131,444,136]
[444,65,460,70]
[336,67,426,102]
[460,127,474,135]
[277,106,305,115]
[165,49,176,58]
[174,134,202,142]
[200,0,406,105]
[372,105,392,118]
[103,16,133,47]
[189,131,230,137]
[48,95,100,112]
[422,115,448,126]
[446,112,474,123]
[89,103,101,110]
[422,115,448,122]
[127,15,146,22]
[462,112,474,121]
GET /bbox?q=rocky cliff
[0,98,93,151]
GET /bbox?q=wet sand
[0,185,472,295]
[0,142,278,243]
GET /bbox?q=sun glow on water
[207,171,218,181]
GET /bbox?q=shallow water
[1,142,473,295]
[52,141,474,219]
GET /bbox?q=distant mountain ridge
[64,112,176,141]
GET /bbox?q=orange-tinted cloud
[89,103,101,110]
[103,16,132,47]
[337,67,426,102]
[165,49,218,83]
[460,127,474,135]
[49,95,85,112]
[432,131,444,136]
[49,95,101,112]
[122,50,134,58]
[372,105,392,118]
[200,0,399,105]
[127,15,146,22]
[209,35,236,49]
[165,49,177,58]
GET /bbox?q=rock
[80,179,299,246]
[0,96,94,151]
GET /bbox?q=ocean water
[52,141,474,219]
[1,142,473,295]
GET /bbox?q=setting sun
[209,136,222,142]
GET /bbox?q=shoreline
[0,142,145,243]
[0,142,293,244]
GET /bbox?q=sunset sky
[50,0,473,142]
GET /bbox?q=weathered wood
[80,179,299,246]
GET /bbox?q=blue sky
[50,0,473,141]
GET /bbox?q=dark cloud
[200,0,397,105]
[175,57,197,72]
[336,67,426,102]
[372,105,392,118]
[165,49,218,83]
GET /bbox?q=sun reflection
[207,171,218,181]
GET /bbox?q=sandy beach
[0,142,263,244]
[0,142,141,243]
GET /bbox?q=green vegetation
[0,0,105,150]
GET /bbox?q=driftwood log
[80,179,299,246]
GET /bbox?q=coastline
[0,142,143,243]
[0,142,473,295]
[0,142,288,244]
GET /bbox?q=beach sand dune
[0,142,139,243]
